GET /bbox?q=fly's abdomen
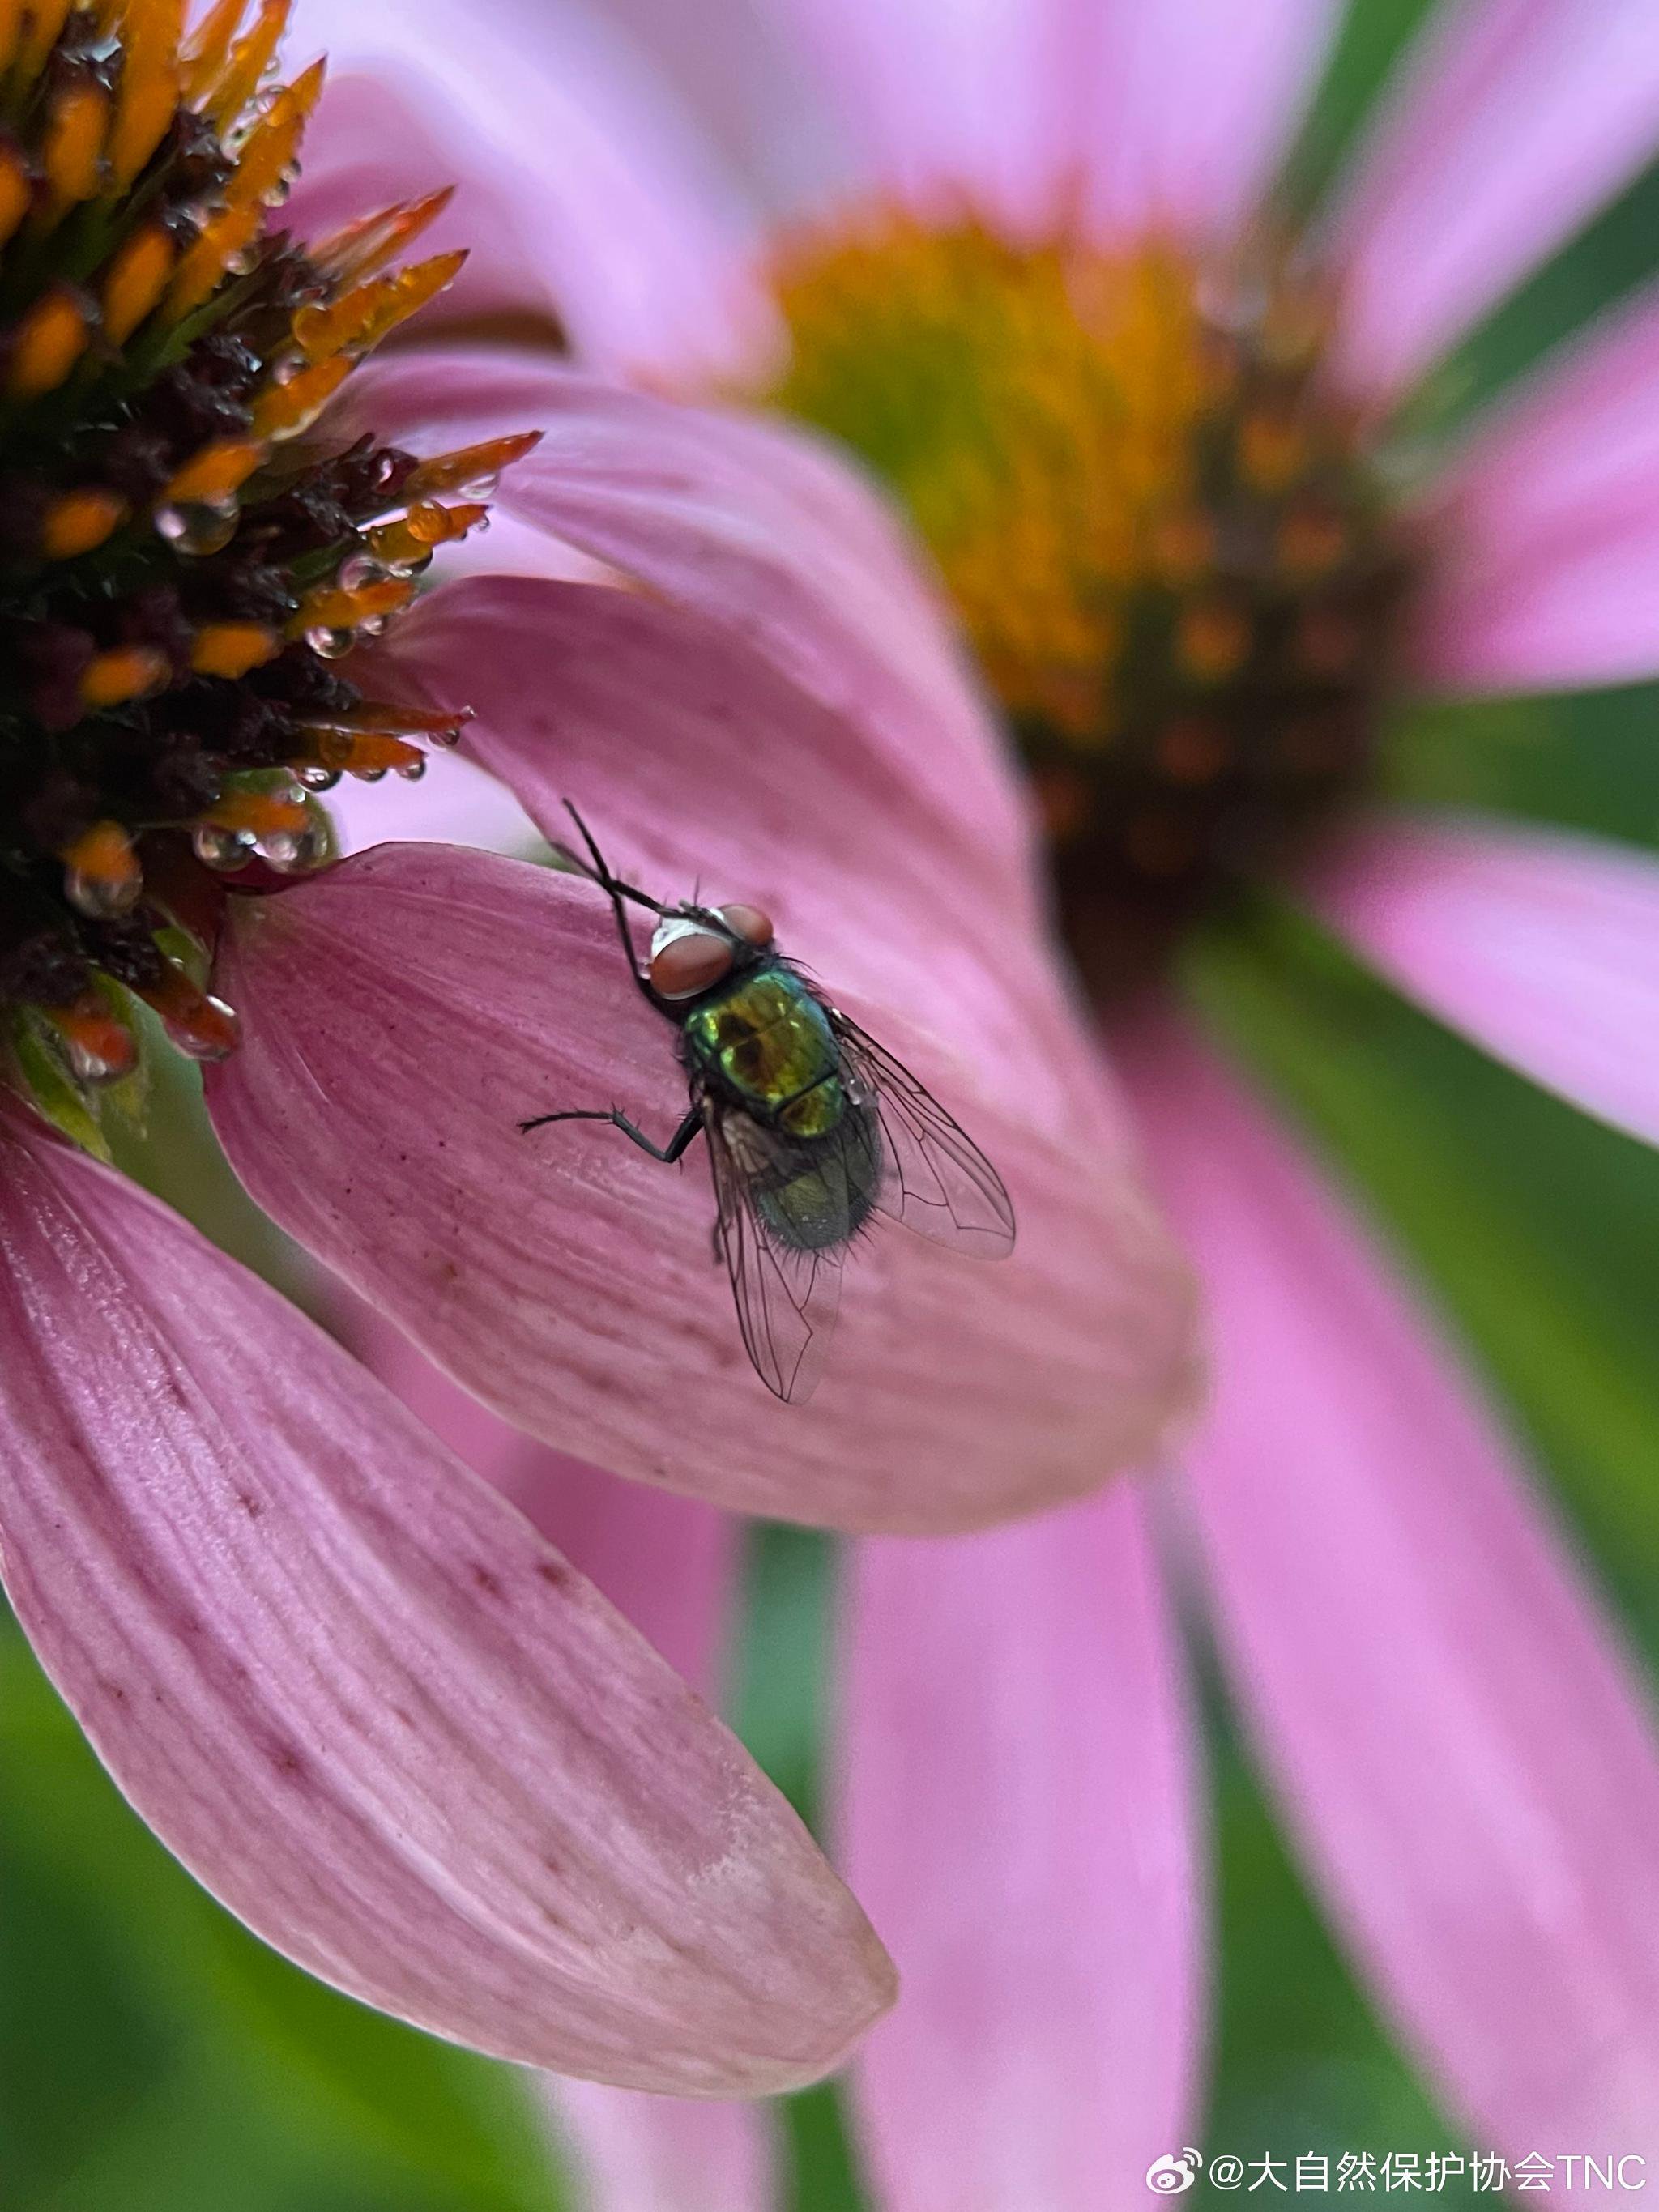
[754,1095,884,1251]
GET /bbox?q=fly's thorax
[682,965,841,1115]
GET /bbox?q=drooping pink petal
[288,0,780,381]
[342,356,1025,898]
[0,1107,893,2093]
[1328,0,1659,400]
[1410,285,1659,693]
[1127,1018,1659,2160]
[1308,812,1659,1150]
[839,1483,1203,2210]
[206,844,1196,1534]
[348,1307,774,2210]
[1076,0,1339,244]
[377,577,1068,1100]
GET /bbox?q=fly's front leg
[520,1104,704,1164]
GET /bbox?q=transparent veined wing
[704,1102,847,1404]
[830,1014,1016,1256]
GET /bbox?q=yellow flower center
[770,211,1413,997]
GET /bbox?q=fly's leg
[559,803,665,1009]
[520,1104,704,1164]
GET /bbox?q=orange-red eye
[650,931,735,999]
[719,902,774,947]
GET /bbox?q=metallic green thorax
[682,964,881,1251]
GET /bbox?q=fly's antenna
[556,801,666,915]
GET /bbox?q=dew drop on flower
[305,625,356,660]
[65,867,140,922]
[192,822,257,872]
[155,498,241,556]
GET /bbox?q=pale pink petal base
[346,1309,774,2210]
[839,1483,1202,2210]
[1410,284,1659,693]
[1309,812,1659,1150]
[1328,0,1659,399]
[207,845,1195,1533]
[0,1110,893,2093]
[1128,1020,1659,2159]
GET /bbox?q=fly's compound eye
[719,903,774,948]
[650,918,736,999]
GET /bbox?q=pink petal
[1127,1018,1659,2159]
[326,746,544,859]
[343,356,1021,891]
[0,1109,893,2093]
[206,844,1196,1533]
[350,1308,774,2210]
[288,0,779,381]
[1308,812,1659,1151]
[1328,0,1659,399]
[554,2084,772,2212]
[1077,0,1339,243]
[840,1483,1203,2209]
[1411,285,1659,693]
[767,0,1083,237]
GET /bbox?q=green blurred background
[11,0,1659,2203]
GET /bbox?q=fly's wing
[704,1103,845,1404]
[830,1013,1016,1257]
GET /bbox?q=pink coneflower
[292,0,1659,2196]
[0,0,950,2095]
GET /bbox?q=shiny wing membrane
[705,1103,845,1404]
[830,1014,1016,1256]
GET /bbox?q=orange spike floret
[403,433,542,500]
[203,0,291,131]
[365,500,486,566]
[47,992,140,1081]
[9,290,89,399]
[102,225,174,344]
[42,488,128,559]
[163,437,264,505]
[16,0,73,83]
[310,187,454,286]
[290,573,414,634]
[179,0,243,103]
[249,352,351,438]
[109,0,187,188]
[164,202,261,318]
[40,82,109,222]
[223,55,322,208]
[61,820,142,905]
[80,646,170,708]
[189,621,279,677]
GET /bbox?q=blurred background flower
[17,1,1659,2210]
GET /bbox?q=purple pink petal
[1128,1020,1659,2162]
[1410,285,1659,693]
[839,1483,1203,2209]
[1308,813,1659,1153]
[1328,0,1659,400]
[0,1108,892,2093]
[206,845,1193,1532]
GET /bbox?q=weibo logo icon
[1146,2150,1204,2194]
